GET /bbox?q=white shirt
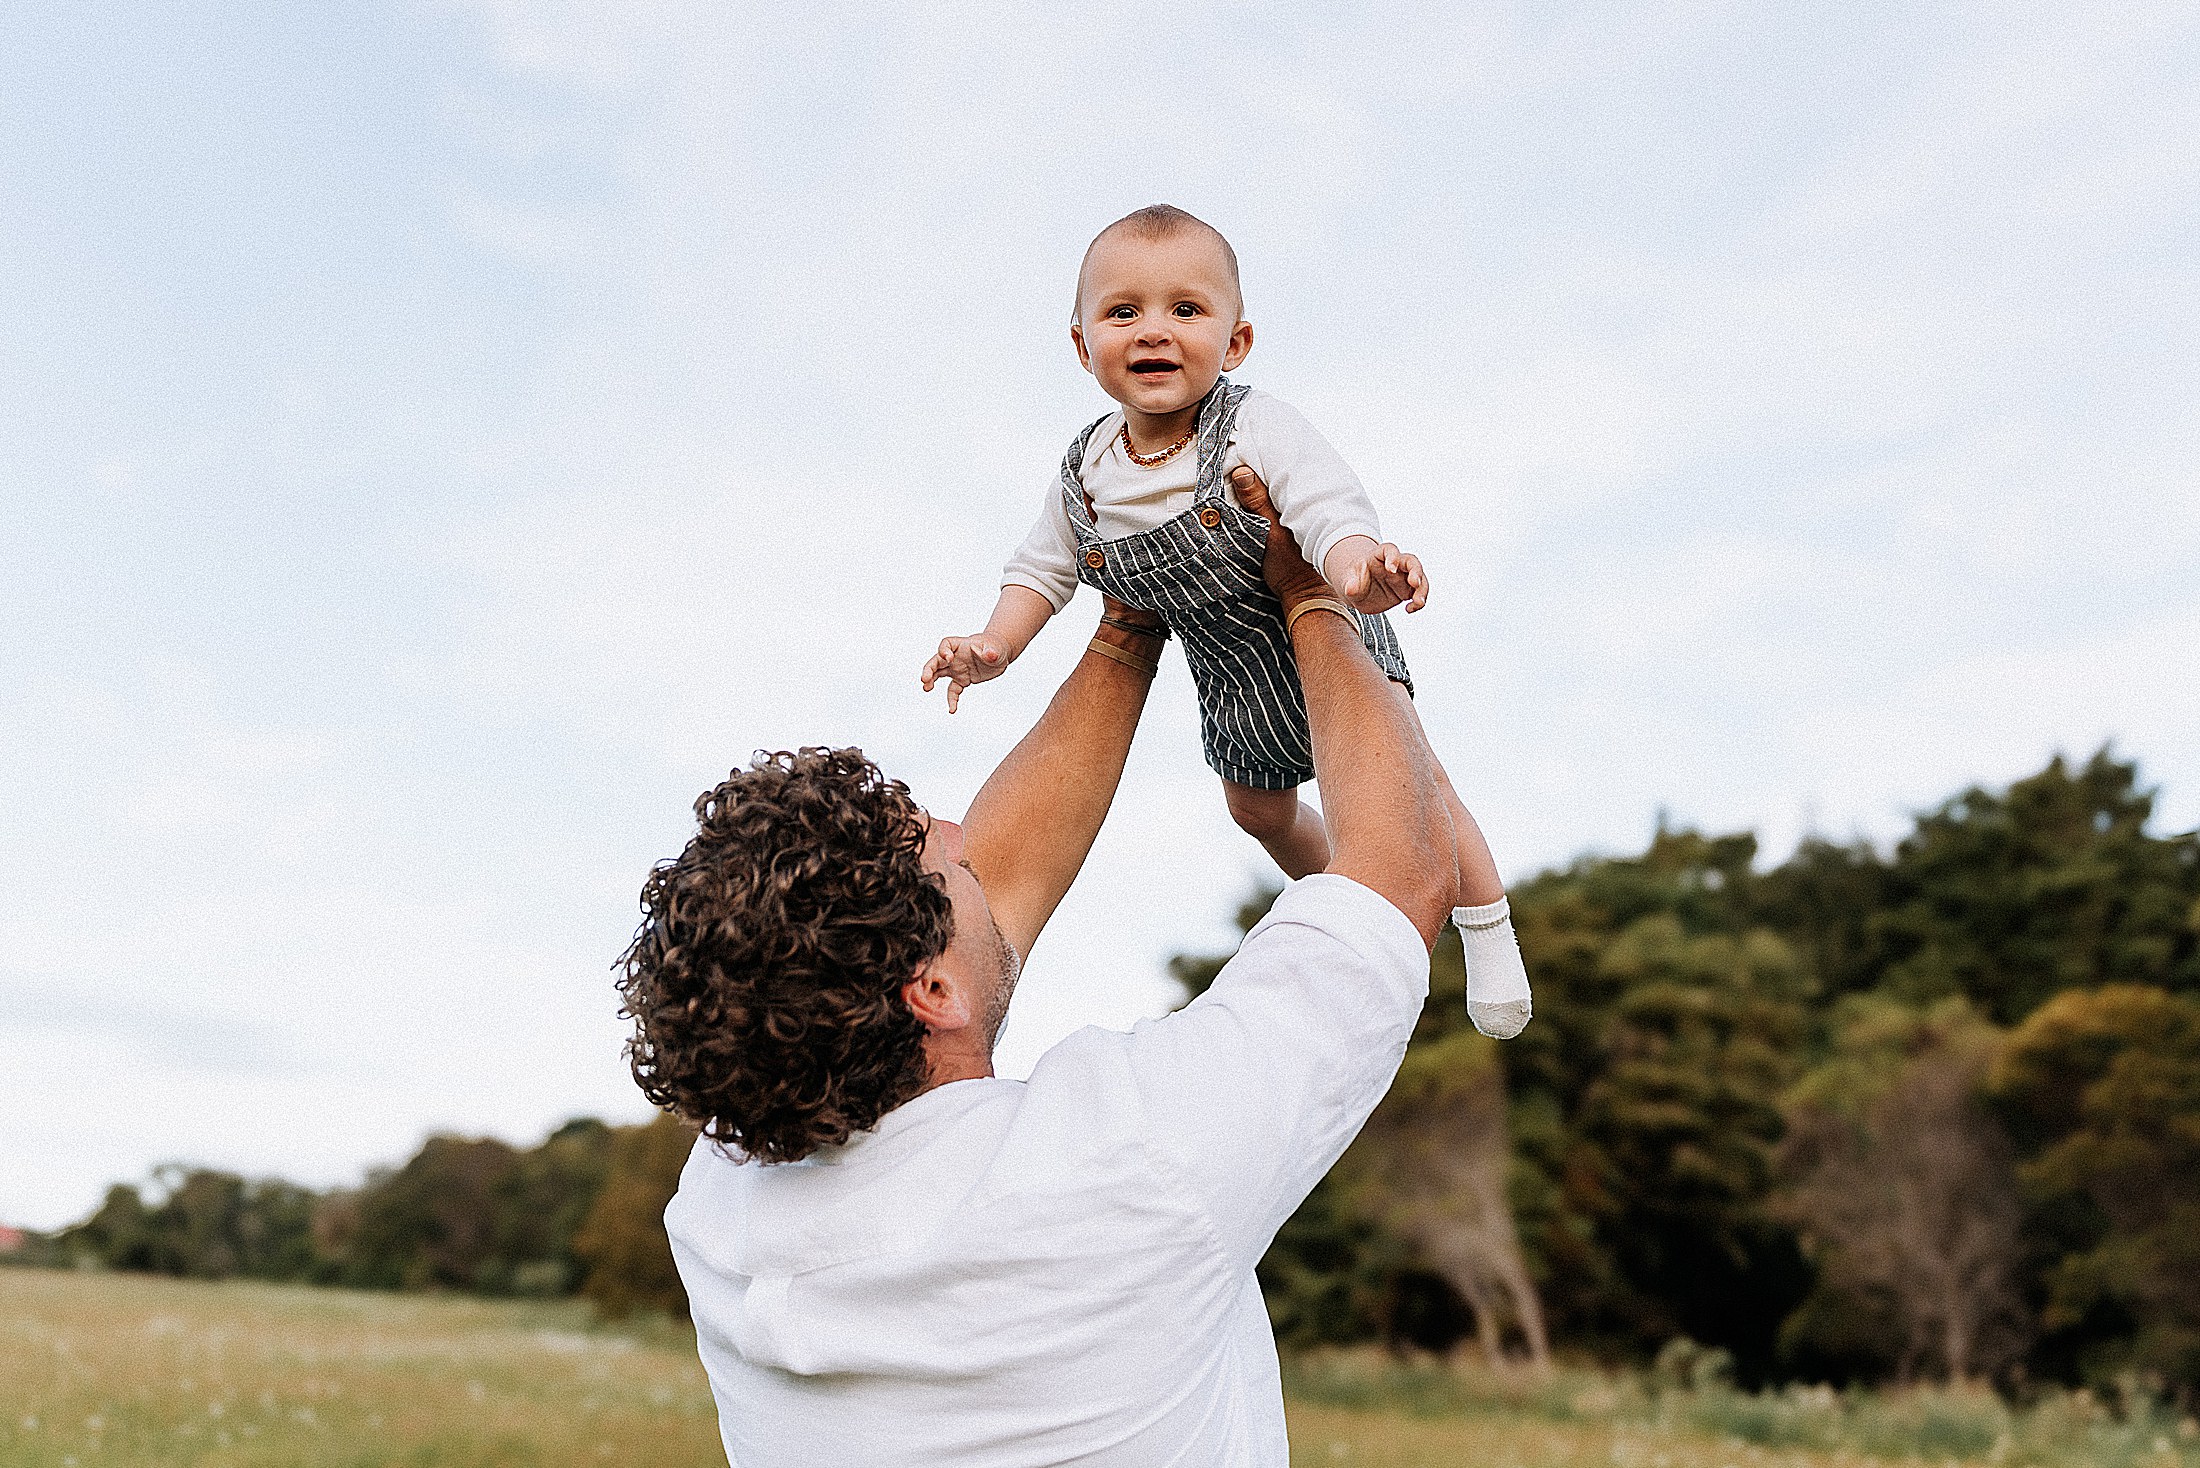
[1001,389,1382,612]
[665,874,1428,1468]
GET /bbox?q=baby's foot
[1456,896,1532,1039]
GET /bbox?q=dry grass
[1284,1351,2200,1468]
[6,1271,2193,1468]
[0,1269,722,1466]
[1286,1402,1941,1467]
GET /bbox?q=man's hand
[1328,537,1429,615]
[922,634,1011,713]
[1228,467,1330,611]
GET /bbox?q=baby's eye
[1107,304,1137,321]
[1173,302,1203,318]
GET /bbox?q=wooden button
[1199,507,1222,529]
[1084,549,1106,569]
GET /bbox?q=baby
[921,205,1531,1038]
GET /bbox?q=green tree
[480,1118,614,1296]
[1165,750,2195,1387]
[1175,828,1815,1373]
[1750,837,1892,1003]
[338,1136,519,1290]
[62,1184,156,1272]
[50,1122,625,1299]
[1871,750,2200,1023]
[1992,985,2200,1389]
[1499,830,1813,1379]
[1332,1027,1549,1368]
[56,1169,320,1282]
[1255,1175,1406,1350]
[1778,998,2026,1385]
[575,1113,695,1319]
[1566,915,1811,1370]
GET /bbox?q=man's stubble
[980,918,1023,1055]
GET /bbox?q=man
[624,469,1459,1466]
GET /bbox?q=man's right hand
[1227,466,1332,612]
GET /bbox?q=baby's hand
[921,634,1012,713]
[1337,542,1429,614]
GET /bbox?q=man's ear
[1222,318,1254,371]
[1070,322,1093,373]
[902,963,972,1034]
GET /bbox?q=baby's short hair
[1075,204,1243,321]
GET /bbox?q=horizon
[9,738,2187,1237]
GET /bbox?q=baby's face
[1072,230,1252,421]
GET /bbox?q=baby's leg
[1435,761,1506,907]
[1390,685,1532,1038]
[1222,780,1332,881]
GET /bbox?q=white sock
[1456,897,1532,1039]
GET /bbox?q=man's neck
[915,1037,995,1094]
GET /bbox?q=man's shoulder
[1134,876,1430,1066]
[1172,875,1432,1044]
[1247,873,1425,962]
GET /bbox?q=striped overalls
[1062,378,1413,791]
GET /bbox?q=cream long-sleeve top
[1002,388,1381,611]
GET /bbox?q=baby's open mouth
[1129,360,1180,375]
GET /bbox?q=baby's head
[1072,205,1252,421]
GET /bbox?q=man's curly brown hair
[617,747,953,1164]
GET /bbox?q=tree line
[29,1114,696,1320]
[1171,748,2199,1396]
[22,749,2197,1399]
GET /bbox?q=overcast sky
[4,1,2195,1231]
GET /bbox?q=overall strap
[1191,378,1253,506]
[1056,413,1113,534]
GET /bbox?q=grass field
[2,1269,718,1467]
[4,1269,2195,1467]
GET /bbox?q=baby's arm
[1246,394,1431,616]
[922,586,1056,713]
[923,486,1079,713]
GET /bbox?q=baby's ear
[1223,317,1254,370]
[1069,322,1092,372]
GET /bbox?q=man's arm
[1232,465,1456,945]
[1089,469,1452,1269]
[960,599,1166,962]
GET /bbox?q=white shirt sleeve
[1123,874,1430,1270]
[1000,476,1081,612]
[1233,391,1383,575]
